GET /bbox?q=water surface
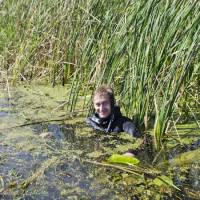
[0,85,199,200]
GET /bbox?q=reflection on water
[0,86,199,200]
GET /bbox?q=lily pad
[107,154,140,165]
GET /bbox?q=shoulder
[86,116,97,127]
[121,117,134,128]
[121,117,142,138]
[86,115,104,132]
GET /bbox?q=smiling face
[93,94,112,119]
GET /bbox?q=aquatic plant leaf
[153,175,180,191]
[107,154,140,165]
[0,176,4,188]
[158,149,200,168]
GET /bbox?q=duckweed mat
[0,85,199,200]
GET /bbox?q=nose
[99,104,104,111]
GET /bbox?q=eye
[103,101,109,106]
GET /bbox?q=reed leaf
[0,0,199,150]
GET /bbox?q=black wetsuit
[86,106,141,138]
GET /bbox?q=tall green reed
[66,0,200,149]
[0,0,199,149]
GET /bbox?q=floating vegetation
[107,154,140,166]
[153,175,180,191]
[158,149,200,169]
[0,84,199,199]
[0,0,199,150]
[0,0,199,197]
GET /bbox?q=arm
[122,120,142,138]
[122,120,145,156]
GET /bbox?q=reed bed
[0,0,199,149]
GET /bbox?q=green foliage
[153,175,180,191]
[0,83,199,199]
[158,149,200,168]
[0,175,4,191]
[0,0,199,149]
[107,154,140,165]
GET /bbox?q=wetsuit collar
[90,106,123,133]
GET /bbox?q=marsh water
[0,85,199,200]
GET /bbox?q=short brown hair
[93,85,115,107]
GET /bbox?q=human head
[92,85,115,118]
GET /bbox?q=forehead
[93,94,110,103]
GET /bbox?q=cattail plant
[0,0,199,150]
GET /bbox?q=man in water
[86,85,142,138]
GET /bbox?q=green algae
[114,139,143,153]
[158,149,200,169]
[87,150,105,158]
[1,128,44,153]
[0,84,199,200]
[11,85,69,120]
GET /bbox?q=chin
[99,113,109,118]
